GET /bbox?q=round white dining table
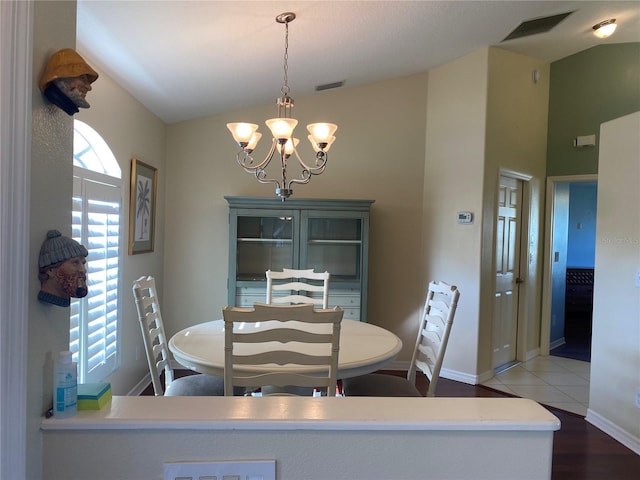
[169,319,403,379]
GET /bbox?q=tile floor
[482,355,590,416]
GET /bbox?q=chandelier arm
[286,149,328,189]
[255,169,282,190]
[236,139,278,173]
[294,147,328,175]
[236,139,282,189]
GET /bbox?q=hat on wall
[38,48,99,92]
[39,229,88,269]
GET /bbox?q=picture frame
[128,158,157,254]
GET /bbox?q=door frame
[540,174,598,355]
[0,1,32,478]
[496,168,533,367]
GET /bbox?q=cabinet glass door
[303,216,362,284]
[236,214,295,281]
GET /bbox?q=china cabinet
[226,197,373,322]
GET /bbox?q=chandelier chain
[281,21,290,96]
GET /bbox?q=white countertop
[41,396,560,432]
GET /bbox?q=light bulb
[227,123,258,145]
[266,118,298,140]
[593,19,617,39]
[307,123,338,143]
[277,138,299,156]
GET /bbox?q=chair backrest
[266,268,330,308]
[132,275,174,396]
[222,303,344,396]
[408,281,460,397]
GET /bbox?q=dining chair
[222,303,344,396]
[132,275,236,396]
[342,280,460,397]
[266,268,330,308]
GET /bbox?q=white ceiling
[76,1,640,124]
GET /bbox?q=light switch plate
[164,460,275,480]
[635,269,640,288]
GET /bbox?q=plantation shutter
[71,173,121,382]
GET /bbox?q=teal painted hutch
[226,197,373,322]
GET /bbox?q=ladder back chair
[342,280,460,397]
[132,275,231,396]
[266,268,330,308]
[222,303,344,396]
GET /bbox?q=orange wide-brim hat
[39,48,99,92]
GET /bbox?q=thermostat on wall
[457,211,473,224]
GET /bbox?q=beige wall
[423,49,488,379]
[482,47,549,371]
[423,47,549,380]
[588,111,640,446]
[28,2,77,478]
[75,64,167,395]
[163,74,430,361]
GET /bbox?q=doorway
[541,175,598,361]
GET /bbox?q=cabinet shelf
[226,196,374,322]
[237,238,293,243]
[308,239,361,245]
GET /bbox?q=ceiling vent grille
[316,80,345,92]
[502,11,573,42]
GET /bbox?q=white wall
[587,111,640,451]
[75,63,167,395]
[163,74,430,361]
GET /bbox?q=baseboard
[387,361,480,385]
[586,409,640,455]
[128,372,152,396]
[525,348,540,361]
[549,337,566,350]
[440,368,478,385]
[476,369,496,384]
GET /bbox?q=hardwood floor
[145,370,640,479]
[415,374,640,480]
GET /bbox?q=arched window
[71,120,122,383]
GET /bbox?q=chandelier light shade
[592,19,617,39]
[227,12,338,200]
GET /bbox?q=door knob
[515,277,524,284]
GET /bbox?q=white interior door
[493,175,523,370]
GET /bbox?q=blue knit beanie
[38,229,88,269]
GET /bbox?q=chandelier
[227,12,337,201]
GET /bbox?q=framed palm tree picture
[128,158,157,254]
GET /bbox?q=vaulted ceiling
[77,1,640,124]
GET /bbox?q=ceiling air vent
[502,11,573,42]
[315,80,345,92]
